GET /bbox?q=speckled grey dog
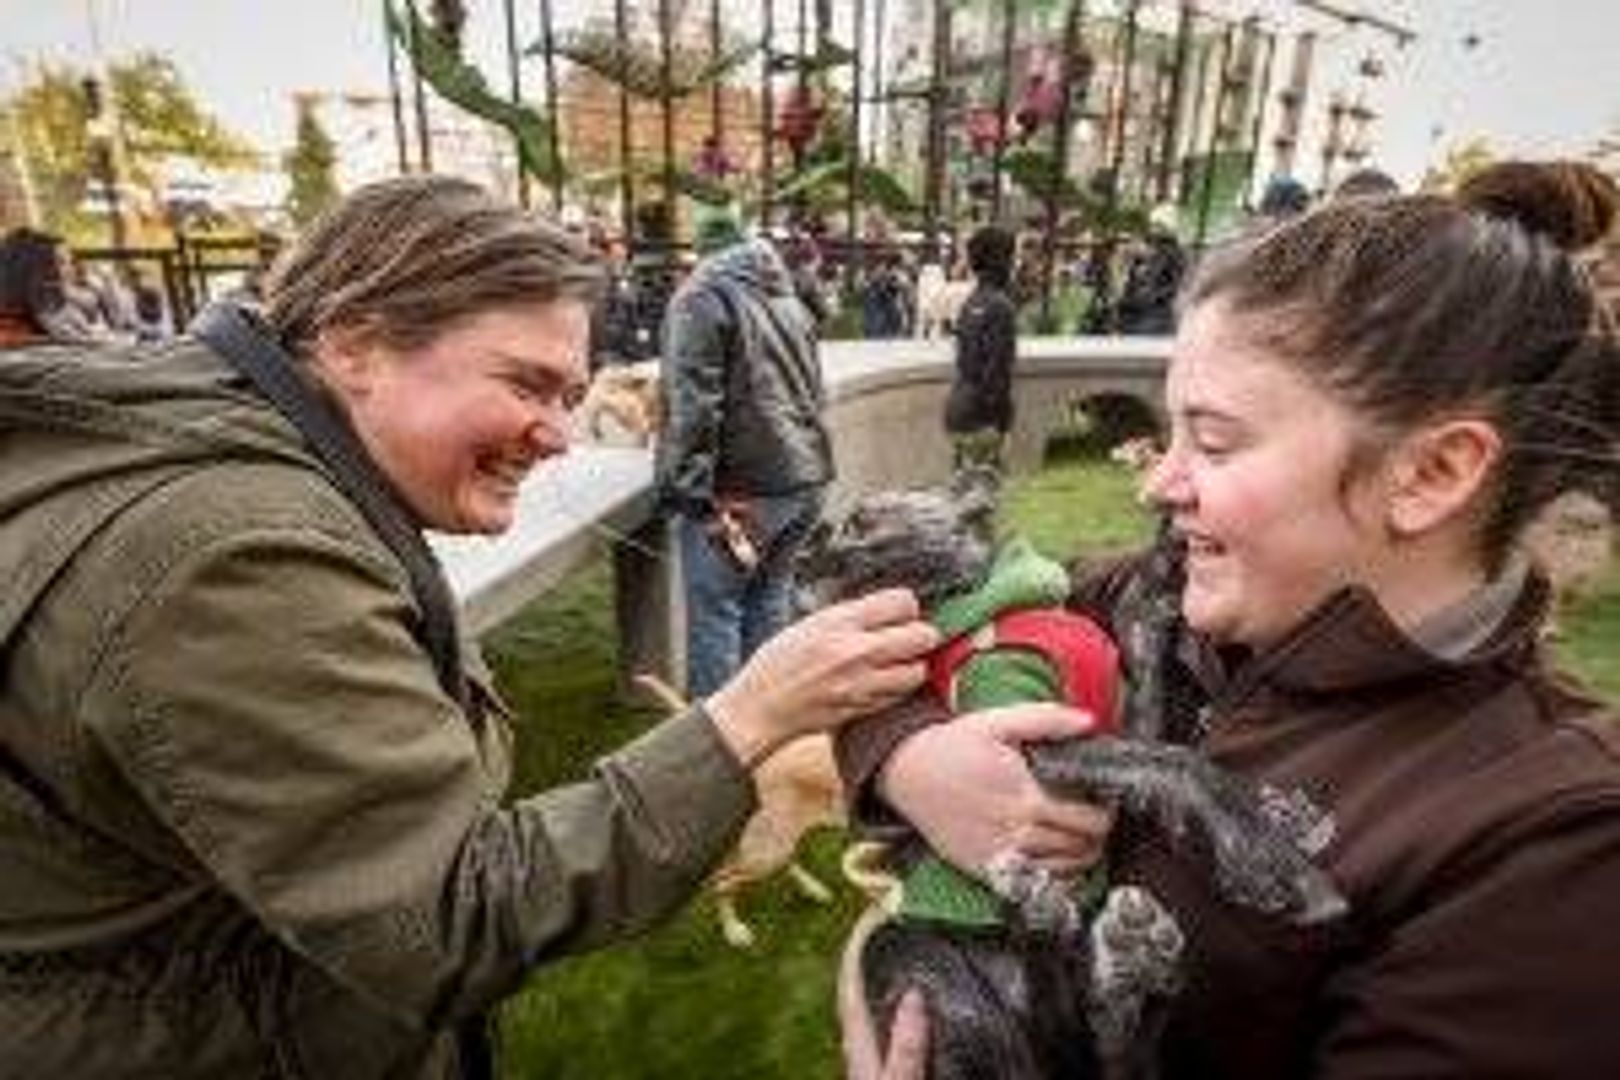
[801,472,1346,1080]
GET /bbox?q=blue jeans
[678,488,826,698]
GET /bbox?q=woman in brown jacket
[842,161,1620,1077]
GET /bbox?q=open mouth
[477,454,531,496]
[1180,530,1228,562]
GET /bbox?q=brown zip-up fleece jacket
[839,549,1620,1078]
[0,339,755,1078]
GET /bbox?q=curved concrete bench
[433,335,1169,678]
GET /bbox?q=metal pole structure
[922,0,951,263]
[659,0,676,216]
[1105,0,1139,220]
[1194,22,1234,249]
[989,0,1016,222]
[502,0,530,206]
[406,5,433,171]
[761,0,776,230]
[845,0,865,296]
[1138,53,1167,205]
[383,0,411,172]
[711,0,724,140]
[1038,0,1086,331]
[1156,0,1193,203]
[794,0,808,175]
[1243,27,1278,207]
[869,0,885,165]
[1179,20,1213,204]
[537,0,563,211]
[614,0,634,243]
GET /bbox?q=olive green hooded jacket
[0,338,755,1077]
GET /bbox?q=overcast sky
[4,0,1616,187]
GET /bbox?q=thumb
[981,702,1096,746]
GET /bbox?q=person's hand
[878,703,1113,877]
[706,495,759,570]
[706,588,939,765]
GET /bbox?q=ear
[950,464,1003,507]
[309,323,384,400]
[949,465,1002,534]
[1383,418,1503,538]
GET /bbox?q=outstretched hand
[877,703,1114,877]
[707,588,940,766]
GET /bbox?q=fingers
[832,587,924,628]
[859,620,943,665]
[881,989,930,1080]
[978,702,1097,745]
[850,661,930,709]
[1012,820,1110,867]
[1026,795,1114,838]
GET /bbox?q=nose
[1142,442,1192,510]
[522,399,571,459]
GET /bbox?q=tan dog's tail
[633,672,688,715]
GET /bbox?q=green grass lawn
[483,452,1619,1078]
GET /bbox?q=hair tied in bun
[1456,160,1619,252]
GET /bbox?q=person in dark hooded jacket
[944,224,1019,471]
[656,204,836,698]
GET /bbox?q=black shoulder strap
[189,302,468,710]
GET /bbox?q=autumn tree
[283,101,338,226]
[3,52,258,236]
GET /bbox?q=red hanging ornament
[1014,72,1063,140]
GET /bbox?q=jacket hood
[689,237,797,300]
[0,339,317,651]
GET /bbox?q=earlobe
[1386,420,1502,537]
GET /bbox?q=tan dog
[915,263,974,340]
[1110,436,1163,504]
[575,361,661,447]
[634,675,847,948]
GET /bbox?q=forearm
[834,694,949,830]
[425,705,753,1017]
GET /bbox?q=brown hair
[262,175,605,356]
[1183,159,1619,569]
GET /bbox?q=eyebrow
[1178,405,1244,427]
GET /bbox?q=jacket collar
[1188,567,1551,704]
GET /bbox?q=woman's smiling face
[1144,300,1393,648]
[319,300,590,535]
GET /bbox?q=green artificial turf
[483,451,1617,1078]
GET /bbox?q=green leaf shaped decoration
[387,0,565,184]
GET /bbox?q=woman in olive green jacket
[0,176,939,1078]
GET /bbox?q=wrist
[875,732,927,811]
[704,686,780,768]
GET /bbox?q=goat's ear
[951,465,1002,509]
